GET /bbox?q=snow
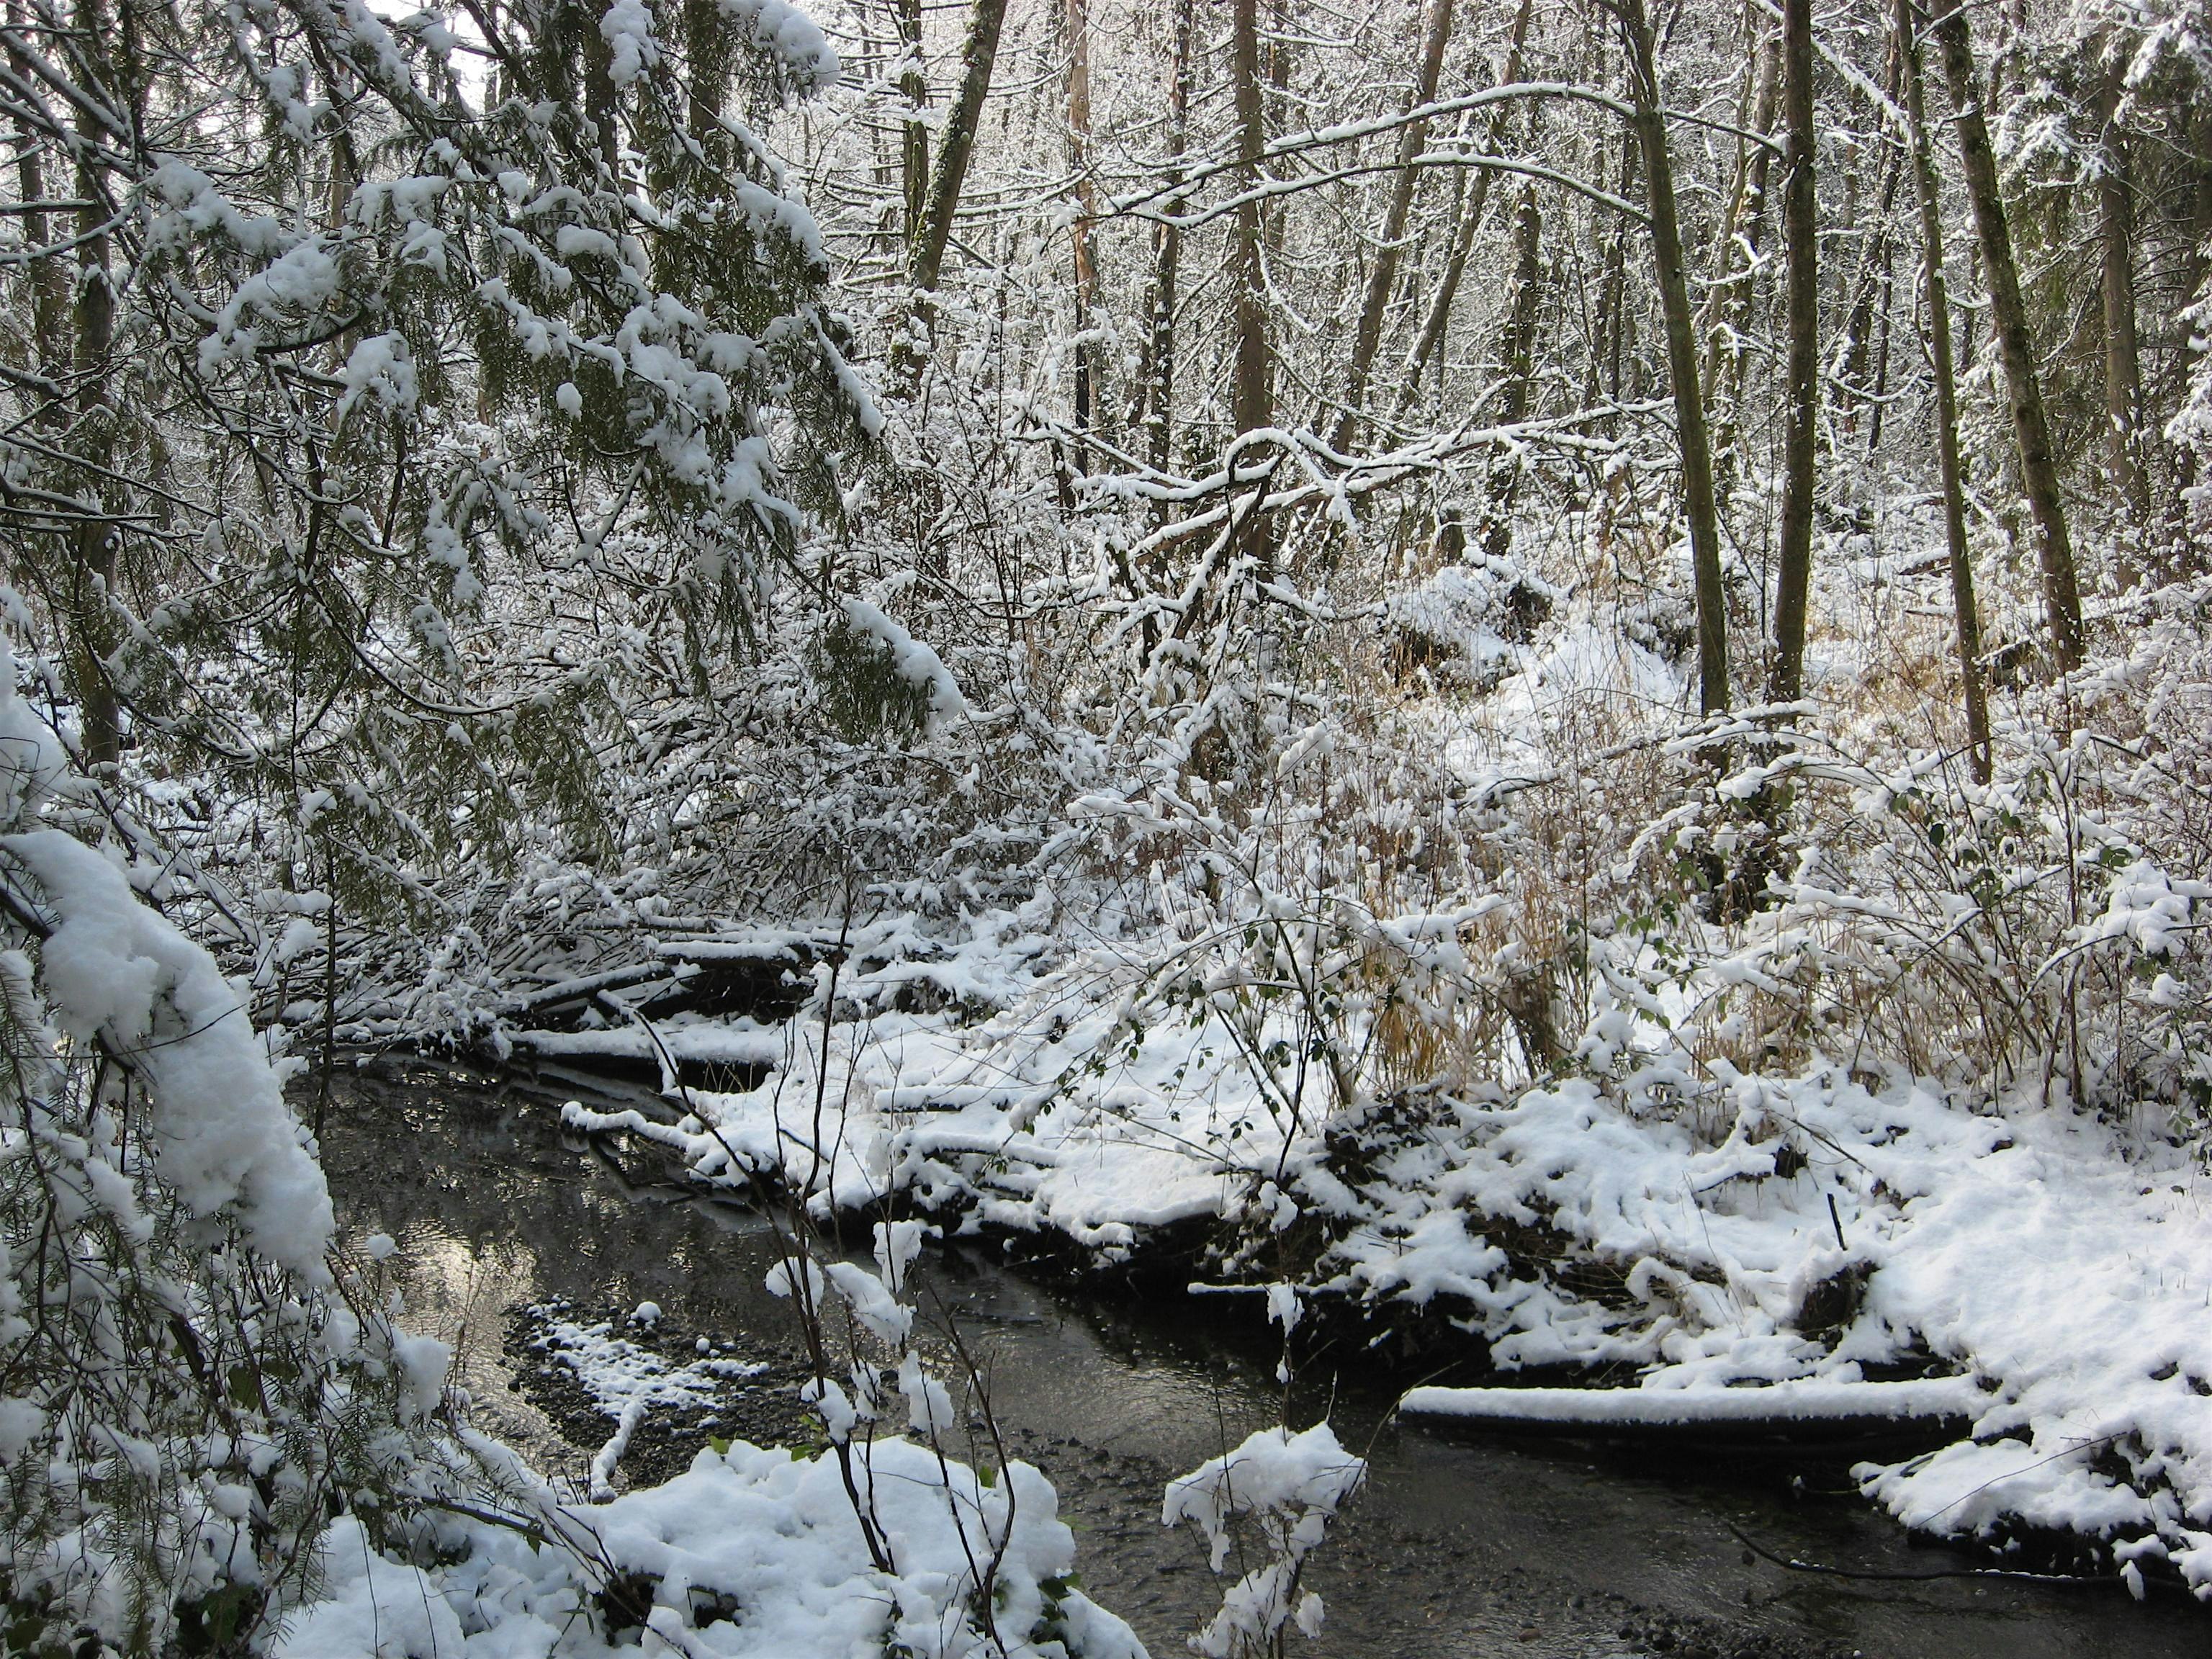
[1439,616,1680,786]
[598,0,658,86]
[272,1518,466,1659]
[525,1305,764,1499]
[520,1017,783,1068]
[1161,1423,1364,1570]
[1382,557,1557,688]
[718,0,838,91]
[1401,1376,1986,1424]
[840,597,967,731]
[1343,1071,2212,1579]
[2,829,336,1277]
[337,331,419,417]
[2092,860,2210,956]
[0,636,63,823]
[274,1436,1146,1658]
[538,903,2212,1580]
[1162,1423,1363,1658]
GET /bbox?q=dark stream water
[314,1056,2209,1659]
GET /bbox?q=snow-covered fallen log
[1400,1377,1986,1433]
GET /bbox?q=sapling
[760,922,1043,1655]
[1162,1418,1364,1659]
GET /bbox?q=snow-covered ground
[1352,1074,2212,1591]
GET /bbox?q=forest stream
[314,1056,2210,1659]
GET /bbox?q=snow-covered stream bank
[320,1056,2209,1658]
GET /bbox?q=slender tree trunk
[1332,0,1455,451]
[6,0,66,635]
[1864,232,1897,454]
[1703,29,1779,500]
[1770,0,1819,703]
[1898,0,1990,780]
[1930,0,2083,667]
[1619,0,1730,713]
[2172,110,2212,556]
[1399,0,1532,407]
[582,0,619,180]
[891,0,927,243]
[1483,174,1545,559]
[7,6,62,371]
[909,0,1008,297]
[1231,0,1274,580]
[1838,45,1904,438]
[1862,66,1903,459]
[2096,58,2145,526]
[1065,0,1100,456]
[68,0,119,767]
[1587,131,1637,424]
[1141,0,1195,480]
[2182,112,2212,413]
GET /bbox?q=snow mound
[1384,556,1555,687]
[278,1437,1146,1658]
[1326,1066,2212,1587]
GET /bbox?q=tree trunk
[909,0,1009,297]
[1897,0,1990,780]
[1066,0,1100,456]
[1863,99,1901,458]
[1838,44,1904,442]
[68,0,119,768]
[582,0,620,181]
[1398,0,1532,409]
[6,1,63,377]
[2096,58,2145,526]
[891,0,927,243]
[1587,130,1637,425]
[2173,109,2212,557]
[1331,0,1455,452]
[1619,0,1730,713]
[1141,0,1195,480]
[1703,28,1779,501]
[1770,0,1818,703]
[1483,175,1545,559]
[1231,0,1274,580]
[1930,0,2083,667]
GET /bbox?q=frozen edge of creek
[316,1057,2212,1659]
[403,1040,2212,1609]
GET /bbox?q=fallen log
[1398,1376,1987,1456]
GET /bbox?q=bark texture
[1897,0,1991,779]
[1331,0,1455,451]
[1932,0,2082,667]
[1771,0,1819,703]
[1619,0,1730,713]
[909,0,1009,297]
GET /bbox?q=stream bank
[315,1053,2208,1658]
